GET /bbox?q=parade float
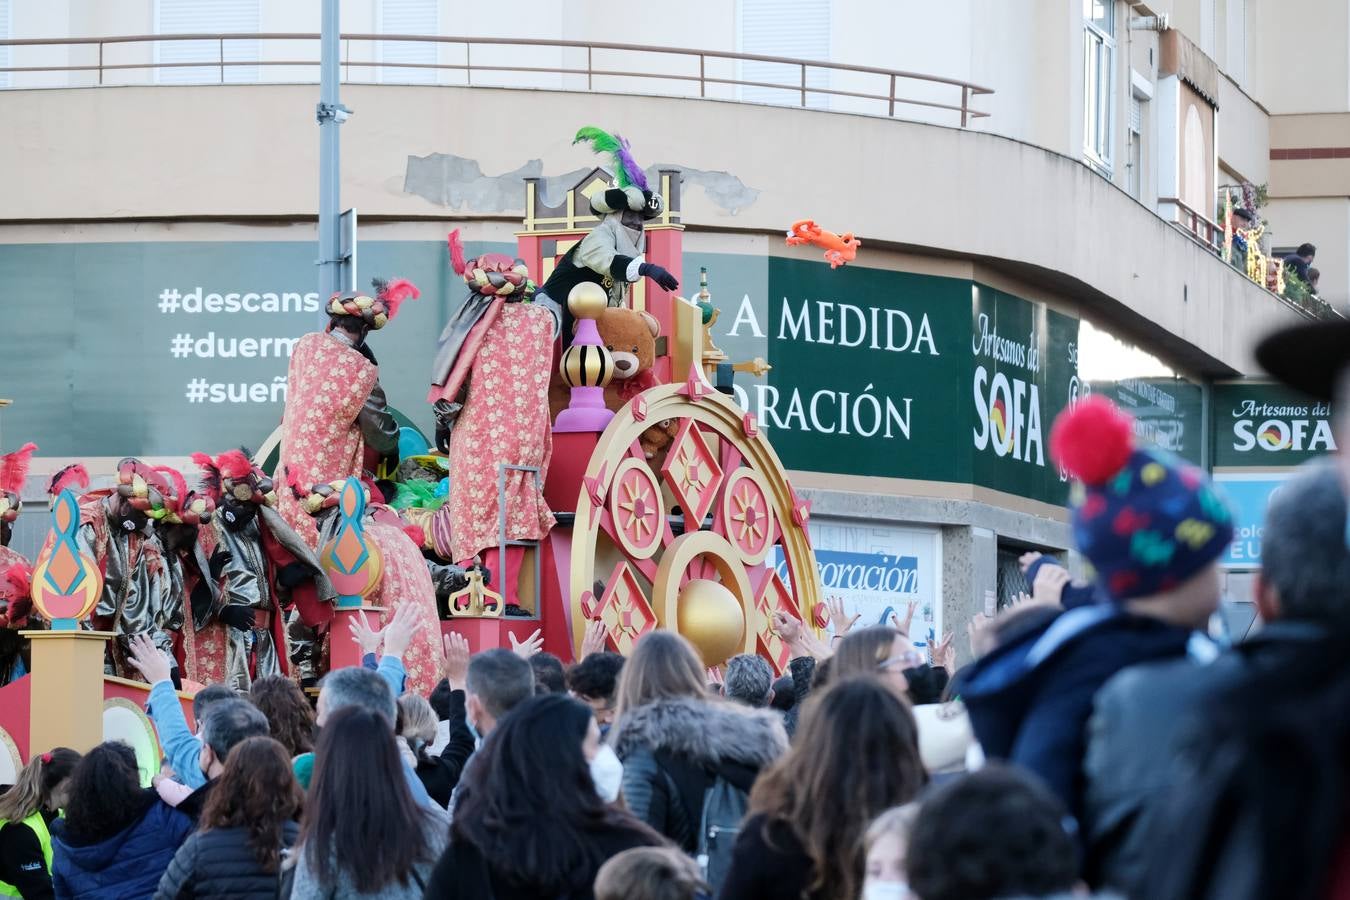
[0,139,823,776]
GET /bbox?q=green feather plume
[574,126,637,190]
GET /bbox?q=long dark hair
[299,706,432,892]
[62,742,154,843]
[199,737,301,873]
[453,694,662,892]
[250,676,316,757]
[748,677,928,900]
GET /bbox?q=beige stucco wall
[1264,197,1350,306]
[1217,74,1269,185]
[0,82,1305,377]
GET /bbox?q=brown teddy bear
[549,307,679,459]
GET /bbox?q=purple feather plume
[614,134,650,192]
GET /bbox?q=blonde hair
[833,627,904,680]
[396,694,438,757]
[0,748,80,823]
[866,803,919,853]
[612,630,709,725]
[594,846,709,900]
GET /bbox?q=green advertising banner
[0,240,511,457]
[6,241,1097,506]
[1211,381,1336,467]
[692,255,1084,505]
[969,283,1079,506]
[1089,377,1205,466]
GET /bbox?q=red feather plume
[155,466,188,507]
[377,278,420,322]
[191,452,222,501]
[402,524,427,548]
[1050,395,1136,486]
[3,563,31,598]
[448,229,467,277]
[216,449,253,481]
[0,442,37,494]
[47,464,89,497]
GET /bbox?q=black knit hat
[1256,319,1350,402]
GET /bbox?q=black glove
[638,263,679,292]
[433,400,462,454]
[218,604,256,632]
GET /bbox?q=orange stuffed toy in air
[786,219,862,269]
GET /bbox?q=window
[155,0,260,85]
[1083,0,1115,173]
[1225,0,1248,85]
[0,0,9,89]
[379,0,439,85]
[738,0,830,109]
[1127,94,1143,198]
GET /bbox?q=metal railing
[0,32,993,126]
[1159,196,1343,320]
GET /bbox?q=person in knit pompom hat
[960,395,1234,835]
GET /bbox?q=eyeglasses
[879,651,924,672]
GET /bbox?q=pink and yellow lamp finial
[30,488,102,629]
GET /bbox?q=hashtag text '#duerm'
[170,334,300,359]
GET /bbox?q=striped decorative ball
[561,343,614,388]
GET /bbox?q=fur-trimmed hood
[610,696,788,769]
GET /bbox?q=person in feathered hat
[155,465,226,686]
[538,127,679,337]
[276,276,417,547]
[0,442,36,686]
[193,449,334,690]
[39,458,178,680]
[960,395,1233,829]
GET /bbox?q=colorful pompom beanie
[1049,395,1234,602]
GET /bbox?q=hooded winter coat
[609,696,789,852]
[51,794,192,900]
[960,604,1196,825]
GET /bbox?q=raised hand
[771,610,803,646]
[441,632,471,691]
[348,610,386,658]
[126,632,173,686]
[1031,562,1072,607]
[931,631,956,671]
[825,595,860,638]
[381,602,425,660]
[892,600,919,637]
[579,619,609,659]
[510,627,544,660]
[1018,551,1044,574]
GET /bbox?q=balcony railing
[1159,196,1341,320]
[0,33,993,127]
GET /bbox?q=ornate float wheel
[570,378,821,673]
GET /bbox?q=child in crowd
[594,846,712,900]
[862,805,918,900]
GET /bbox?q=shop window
[1083,0,1115,174]
[155,0,261,84]
[379,0,439,85]
[738,0,830,109]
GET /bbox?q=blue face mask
[466,715,481,745]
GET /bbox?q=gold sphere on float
[567,281,608,320]
[676,578,746,667]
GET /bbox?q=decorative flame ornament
[30,489,103,628]
[554,282,617,433]
[318,477,383,609]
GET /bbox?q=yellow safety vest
[0,811,53,897]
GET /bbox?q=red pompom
[402,524,427,548]
[1050,396,1135,486]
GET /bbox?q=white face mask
[861,881,910,900]
[588,743,624,803]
